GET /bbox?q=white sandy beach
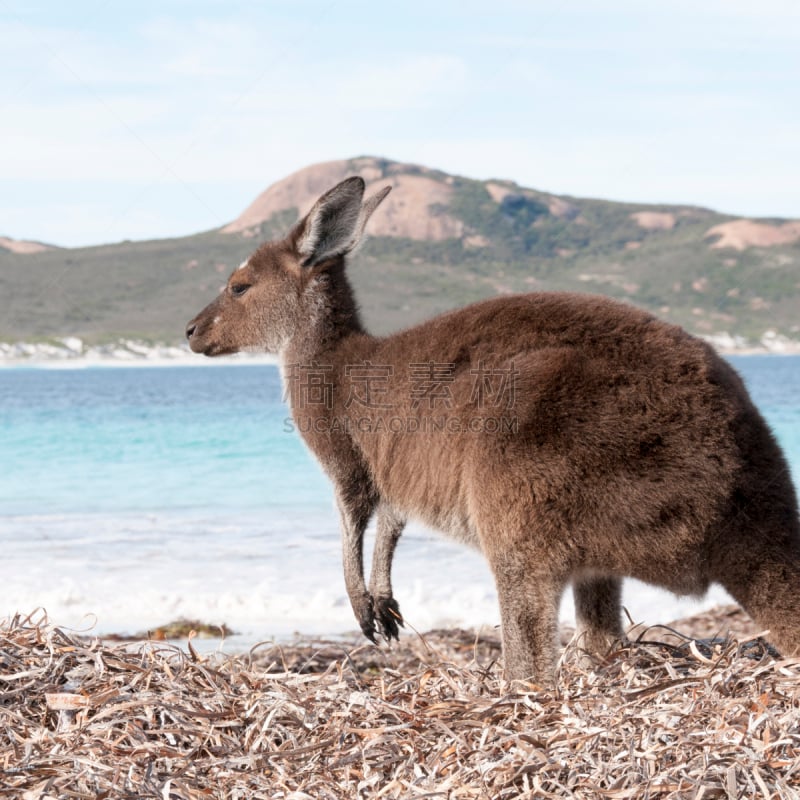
[0,338,278,368]
[2,331,800,368]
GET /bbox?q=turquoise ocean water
[1,357,798,644]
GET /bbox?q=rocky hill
[1,156,798,348]
[0,236,55,255]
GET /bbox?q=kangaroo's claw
[373,595,404,641]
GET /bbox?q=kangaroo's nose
[185,322,197,340]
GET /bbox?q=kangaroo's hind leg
[572,575,625,661]
[482,537,568,683]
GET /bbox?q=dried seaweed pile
[1,609,798,799]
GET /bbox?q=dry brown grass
[1,608,798,799]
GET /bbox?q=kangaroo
[187,176,800,681]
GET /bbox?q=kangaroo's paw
[373,595,404,641]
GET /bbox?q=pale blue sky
[1,1,798,247]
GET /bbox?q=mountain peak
[222,156,465,241]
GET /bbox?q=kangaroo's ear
[350,185,392,255]
[291,177,391,267]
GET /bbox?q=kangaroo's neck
[283,261,375,365]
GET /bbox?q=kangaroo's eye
[230,283,251,297]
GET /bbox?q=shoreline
[1,601,765,655]
[0,339,277,368]
[1,336,800,368]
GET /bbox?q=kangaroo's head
[186,177,390,356]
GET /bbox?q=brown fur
[187,177,800,682]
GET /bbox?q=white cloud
[139,17,267,79]
[331,54,469,111]
[0,99,177,180]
